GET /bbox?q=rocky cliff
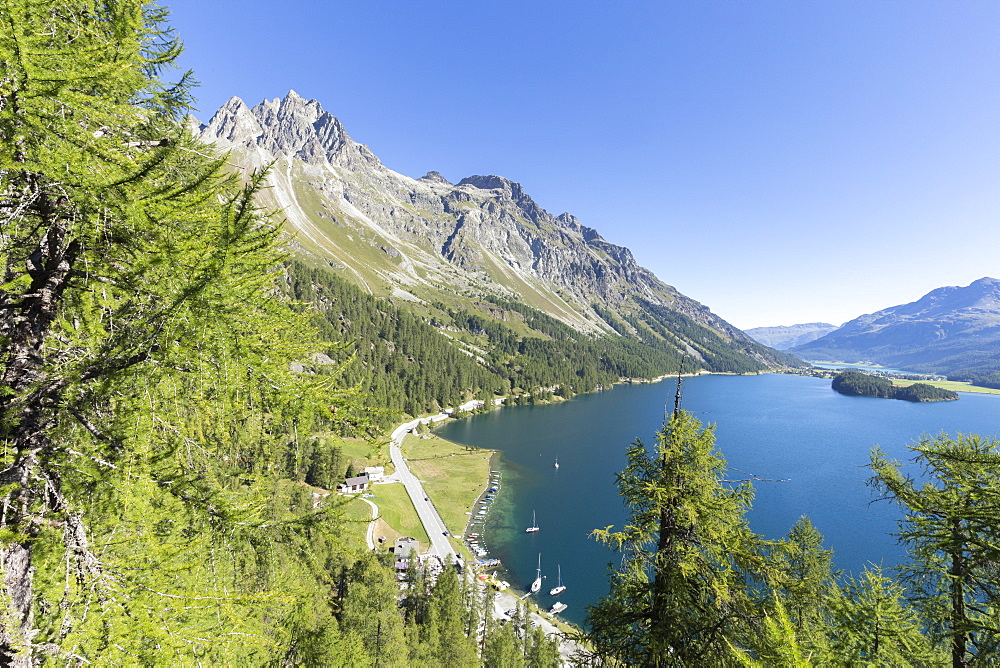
[195,91,790,371]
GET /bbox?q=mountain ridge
[744,322,839,351]
[196,91,793,376]
[790,277,1000,378]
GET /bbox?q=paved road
[390,401,585,661]
[389,413,461,559]
[357,496,378,550]
[388,399,491,558]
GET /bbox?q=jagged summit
[418,171,452,185]
[195,92,790,369]
[202,96,262,145]
[202,90,381,170]
[459,174,519,191]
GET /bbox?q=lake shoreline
[434,373,1000,627]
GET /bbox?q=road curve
[389,417,454,559]
[388,400,487,559]
[357,496,378,550]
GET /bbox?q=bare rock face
[418,171,452,185]
[202,97,263,146]
[198,91,774,360]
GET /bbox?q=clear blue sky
[165,0,1000,330]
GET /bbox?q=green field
[402,431,493,536]
[892,379,1000,395]
[338,494,376,545]
[365,482,429,545]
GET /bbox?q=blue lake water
[435,373,1000,628]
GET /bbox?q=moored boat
[549,564,565,596]
[525,510,539,533]
[530,553,542,593]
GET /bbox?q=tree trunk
[951,519,968,668]
[0,542,35,667]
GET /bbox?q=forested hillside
[285,261,798,427]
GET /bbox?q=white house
[336,473,370,494]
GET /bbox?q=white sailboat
[530,553,542,593]
[554,456,559,469]
[525,510,539,533]
[549,564,565,596]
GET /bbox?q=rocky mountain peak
[247,91,346,164]
[202,96,263,146]
[418,171,452,185]
[556,212,581,229]
[200,91,380,170]
[195,92,784,368]
[457,175,546,223]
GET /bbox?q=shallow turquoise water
[435,373,1000,628]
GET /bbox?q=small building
[393,536,419,559]
[363,466,385,482]
[393,537,420,578]
[336,473,370,494]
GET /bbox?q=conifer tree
[0,1,347,661]
[585,407,764,665]
[767,516,836,638]
[524,626,561,667]
[339,554,408,666]
[828,566,941,665]
[869,434,1000,666]
[482,618,525,668]
[428,567,479,667]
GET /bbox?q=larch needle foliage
[586,408,764,666]
[0,1,341,663]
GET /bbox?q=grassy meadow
[401,431,493,537]
[891,379,1000,395]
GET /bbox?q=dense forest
[949,367,1000,390]
[285,260,798,429]
[832,371,958,402]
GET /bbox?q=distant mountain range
[789,277,1000,379]
[744,323,839,351]
[194,91,793,379]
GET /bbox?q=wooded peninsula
[832,370,959,402]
